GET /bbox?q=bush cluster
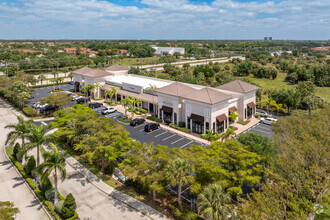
[169,123,191,133]
[147,115,162,123]
[118,116,131,123]
[22,105,37,117]
[25,156,36,175]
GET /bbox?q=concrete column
[190,119,193,133]
[147,102,150,113]
[203,121,206,134]
[185,115,188,128]
[172,112,174,124]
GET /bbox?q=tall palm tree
[165,158,194,210]
[271,102,285,116]
[38,74,46,85]
[22,124,49,167]
[5,116,33,164]
[37,144,67,204]
[198,184,231,220]
[134,98,141,108]
[121,97,129,115]
[110,86,118,101]
[104,90,111,100]
[220,128,235,142]
[261,98,274,114]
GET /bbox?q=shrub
[25,155,36,175]
[229,126,238,131]
[169,123,190,133]
[147,115,162,123]
[13,143,20,160]
[22,105,37,117]
[62,193,77,218]
[254,113,260,118]
[178,121,186,128]
[118,116,131,123]
[237,120,250,125]
[54,200,64,214]
[105,163,115,175]
[45,189,55,201]
[40,177,53,195]
[69,89,75,92]
[171,205,202,220]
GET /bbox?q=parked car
[256,110,270,117]
[40,105,55,113]
[37,103,48,109]
[144,123,160,132]
[68,81,74,85]
[260,117,278,125]
[88,102,103,109]
[71,95,80,101]
[32,102,41,109]
[76,97,87,104]
[101,107,117,115]
[130,118,145,126]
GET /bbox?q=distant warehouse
[151,46,185,56]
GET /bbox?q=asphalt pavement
[240,122,275,139]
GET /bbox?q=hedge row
[22,105,37,117]
[169,123,191,134]
[147,115,162,123]
[9,155,76,220]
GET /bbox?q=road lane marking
[162,134,176,141]
[154,131,168,137]
[252,128,272,135]
[171,137,184,145]
[180,140,194,148]
[147,128,161,134]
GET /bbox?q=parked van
[260,117,278,125]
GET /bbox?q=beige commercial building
[72,65,258,135]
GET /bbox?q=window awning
[229,106,238,112]
[190,113,204,123]
[216,114,227,122]
[247,102,256,108]
[160,106,173,114]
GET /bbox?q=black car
[40,105,55,113]
[130,118,145,126]
[144,123,160,132]
[88,102,103,109]
[76,97,87,104]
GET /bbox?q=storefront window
[187,117,191,129]
[174,113,177,125]
[206,122,209,131]
[217,121,225,133]
[213,122,215,132]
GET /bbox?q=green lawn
[113,56,161,66]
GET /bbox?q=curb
[64,156,167,220]
[2,146,53,220]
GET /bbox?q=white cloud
[0,0,329,39]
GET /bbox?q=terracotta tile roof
[154,82,198,97]
[311,46,330,51]
[73,67,111,78]
[184,87,232,104]
[104,64,130,71]
[216,80,259,94]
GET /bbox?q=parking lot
[26,84,74,108]
[93,106,204,148]
[241,122,275,139]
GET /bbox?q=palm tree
[104,90,111,100]
[22,124,49,167]
[165,158,194,210]
[271,102,285,116]
[121,97,129,115]
[110,86,118,101]
[261,98,274,114]
[37,144,67,204]
[198,184,231,220]
[38,74,46,85]
[220,128,235,142]
[134,98,141,108]
[68,73,73,81]
[5,116,33,164]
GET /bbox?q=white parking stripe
[180,140,194,148]
[252,128,272,135]
[140,129,145,131]
[154,131,168,137]
[147,128,161,134]
[162,134,176,141]
[133,124,145,129]
[171,137,184,145]
[42,122,47,126]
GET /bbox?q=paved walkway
[1,98,168,220]
[0,99,50,220]
[233,117,260,135]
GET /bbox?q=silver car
[260,117,278,125]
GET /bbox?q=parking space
[241,122,275,139]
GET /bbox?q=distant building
[269,37,273,41]
[151,46,185,56]
[310,46,330,51]
[264,37,268,41]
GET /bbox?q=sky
[0,0,329,40]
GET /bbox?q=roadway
[0,99,50,220]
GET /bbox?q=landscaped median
[169,123,190,134]
[5,145,78,220]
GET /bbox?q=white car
[256,110,270,117]
[101,107,117,115]
[260,117,278,125]
[71,95,80,101]
[32,102,41,109]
